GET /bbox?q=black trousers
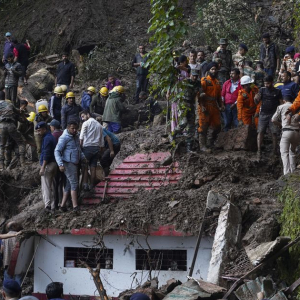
[135,74,149,103]
[100,144,121,169]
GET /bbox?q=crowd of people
[171,33,300,176]
[2,30,300,214]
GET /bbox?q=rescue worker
[81,86,96,111]
[61,92,83,130]
[90,87,109,115]
[232,43,248,75]
[36,121,57,212]
[198,62,224,152]
[49,86,64,123]
[272,95,300,175]
[4,53,22,107]
[60,85,68,98]
[221,68,241,131]
[213,38,233,86]
[34,105,53,155]
[0,98,26,169]
[182,69,202,152]
[132,44,149,104]
[255,75,282,159]
[18,111,38,162]
[237,75,260,128]
[102,86,128,133]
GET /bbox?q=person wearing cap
[221,68,242,131]
[2,279,22,299]
[81,86,96,111]
[132,44,149,104]
[198,61,224,152]
[255,75,282,159]
[49,86,64,123]
[49,119,63,143]
[237,75,260,128]
[1,222,23,284]
[254,61,267,88]
[276,71,299,100]
[34,105,53,155]
[90,87,109,115]
[259,33,280,77]
[46,282,64,300]
[79,110,104,191]
[233,43,248,75]
[106,75,122,91]
[272,95,300,175]
[102,86,128,133]
[55,52,75,91]
[12,38,30,85]
[4,52,22,107]
[36,121,57,212]
[212,38,233,87]
[55,120,86,212]
[61,92,82,130]
[2,32,14,64]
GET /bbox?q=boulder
[27,68,55,99]
[215,125,257,151]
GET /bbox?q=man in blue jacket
[36,121,57,212]
[277,71,299,100]
[81,86,96,111]
[55,120,86,212]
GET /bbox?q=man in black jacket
[55,53,75,91]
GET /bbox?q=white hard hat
[240,75,254,85]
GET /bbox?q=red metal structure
[84,152,182,204]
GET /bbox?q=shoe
[73,206,80,212]
[44,206,51,213]
[59,206,67,212]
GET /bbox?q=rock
[242,212,280,246]
[27,68,55,99]
[215,125,257,151]
[72,49,84,76]
[252,198,262,205]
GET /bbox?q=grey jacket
[4,62,22,87]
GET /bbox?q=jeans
[264,68,275,77]
[135,74,149,103]
[64,161,78,192]
[82,146,99,167]
[4,269,23,286]
[223,104,238,131]
[107,122,121,133]
[100,144,121,169]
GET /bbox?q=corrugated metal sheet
[84,152,182,204]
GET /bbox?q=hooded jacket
[54,129,85,166]
[102,92,127,123]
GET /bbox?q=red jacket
[221,79,242,105]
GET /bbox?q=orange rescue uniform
[237,85,261,128]
[289,91,300,114]
[198,75,222,132]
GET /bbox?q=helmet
[99,87,109,97]
[5,32,11,37]
[87,86,96,93]
[274,83,284,88]
[112,85,125,94]
[54,86,64,95]
[27,112,36,122]
[240,75,254,85]
[66,92,75,99]
[38,104,48,113]
[60,85,68,92]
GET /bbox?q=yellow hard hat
[27,112,36,122]
[60,85,68,92]
[99,87,109,97]
[38,104,48,113]
[54,86,64,95]
[87,86,96,93]
[66,92,75,99]
[274,83,283,88]
[112,85,125,94]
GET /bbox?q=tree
[146,0,188,132]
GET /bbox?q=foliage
[196,0,263,59]
[293,1,300,49]
[146,0,188,103]
[278,180,300,293]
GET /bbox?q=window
[64,247,113,269]
[136,249,187,271]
